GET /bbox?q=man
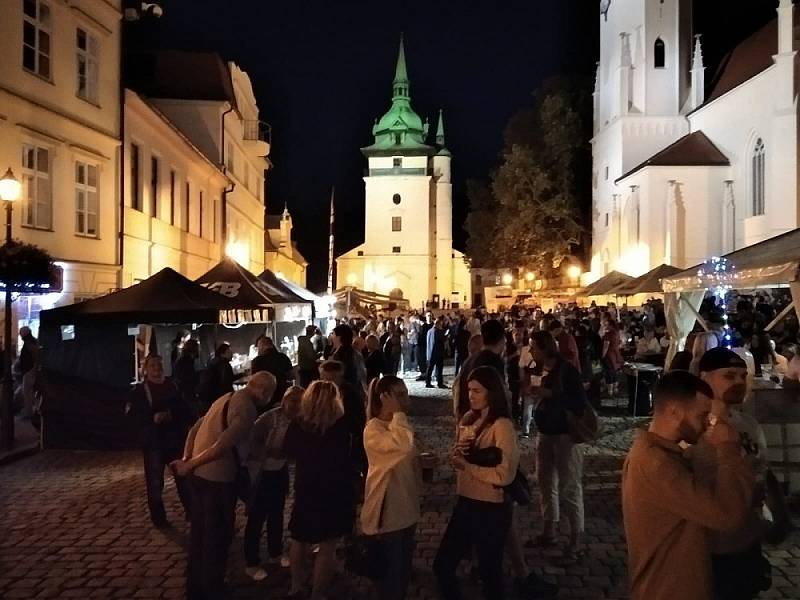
[296,326,319,388]
[416,312,433,381]
[455,319,507,417]
[548,320,581,373]
[126,355,193,528]
[622,370,754,600]
[331,324,367,390]
[18,326,39,418]
[197,343,235,414]
[251,335,293,406]
[696,348,782,600]
[425,317,447,389]
[453,316,471,376]
[172,371,276,600]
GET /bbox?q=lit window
[21,144,51,230]
[76,28,99,103]
[392,246,401,253]
[75,161,98,237]
[392,216,402,232]
[23,0,51,79]
[752,138,766,216]
[654,38,666,69]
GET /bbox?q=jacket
[361,413,421,535]
[456,414,519,503]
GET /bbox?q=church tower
[335,36,470,309]
[591,0,696,278]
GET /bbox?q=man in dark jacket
[197,343,234,414]
[296,325,319,388]
[416,312,433,381]
[251,335,293,406]
[126,355,193,528]
[425,317,448,389]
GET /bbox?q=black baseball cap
[698,347,747,373]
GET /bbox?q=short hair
[481,319,505,347]
[465,366,511,423]
[247,370,277,402]
[653,370,713,413]
[319,359,344,375]
[548,321,563,332]
[530,330,558,358]
[333,324,354,346]
[298,381,344,434]
[215,342,231,356]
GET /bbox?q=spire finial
[692,34,704,70]
[436,109,446,146]
[394,33,408,83]
[282,202,290,218]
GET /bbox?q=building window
[752,138,766,216]
[76,28,99,103]
[183,181,190,232]
[150,156,159,217]
[392,216,402,232]
[475,274,483,286]
[392,246,401,253]
[169,170,176,226]
[130,143,141,211]
[21,144,51,230]
[75,161,98,237]
[605,212,609,227]
[654,38,666,68]
[392,193,401,205]
[198,190,204,238]
[393,157,402,168]
[226,142,235,175]
[23,0,51,79]
[604,166,609,181]
[212,198,218,242]
[357,250,364,256]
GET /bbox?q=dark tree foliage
[0,240,56,289]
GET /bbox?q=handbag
[344,496,388,580]
[221,394,252,504]
[567,403,599,444]
[467,446,531,506]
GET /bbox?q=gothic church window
[654,38,666,68]
[752,138,766,216]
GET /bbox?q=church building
[590,0,798,281]
[336,38,471,309]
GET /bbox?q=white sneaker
[280,555,291,568]
[245,566,268,582]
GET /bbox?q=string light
[696,256,735,348]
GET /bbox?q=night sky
[152,0,783,291]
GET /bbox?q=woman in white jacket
[361,375,421,600]
[433,365,520,600]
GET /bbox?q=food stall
[661,228,800,493]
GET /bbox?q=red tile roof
[707,19,778,102]
[616,131,729,183]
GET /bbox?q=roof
[583,271,635,297]
[662,227,800,292]
[39,268,233,325]
[258,270,313,304]
[616,131,730,183]
[610,264,683,296]
[125,50,237,109]
[195,258,289,307]
[707,19,778,103]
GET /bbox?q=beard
[722,384,747,405]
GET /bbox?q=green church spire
[436,109,445,145]
[362,34,434,157]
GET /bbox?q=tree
[464,77,592,274]
[0,240,56,290]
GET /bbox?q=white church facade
[336,39,471,309]
[590,0,799,281]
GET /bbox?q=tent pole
[765,301,795,332]
[680,295,710,332]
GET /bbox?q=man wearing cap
[693,347,775,599]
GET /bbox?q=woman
[433,366,519,600]
[362,376,421,600]
[284,381,355,600]
[529,330,587,561]
[601,318,623,397]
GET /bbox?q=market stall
[661,227,800,492]
[582,270,635,304]
[609,264,683,305]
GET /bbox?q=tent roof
[583,271,635,297]
[662,228,800,293]
[257,271,319,304]
[40,268,232,325]
[196,258,293,307]
[611,264,684,296]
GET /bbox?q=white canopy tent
[660,228,800,366]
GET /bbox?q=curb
[0,444,40,466]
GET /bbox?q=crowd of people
[123,288,797,600]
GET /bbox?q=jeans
[187,476,237,600]
[142,446,192,525]
[535,434,584,534]
[417,344,428,374]
[376,524,416,600]
[433,497,512,600]
[244,466,289,566]
[521,396,535,435]
[426,357,444,386]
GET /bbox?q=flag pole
[326,187,335,295]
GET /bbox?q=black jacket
[127,379,192,451]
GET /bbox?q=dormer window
[654,38,666,69]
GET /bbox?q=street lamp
[567,265,583,283]
[0,168,21,451]
[501,273,513,286]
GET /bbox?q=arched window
[752,138,766,216]
[654,38,666,68]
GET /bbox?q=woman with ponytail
[361,375,421,600]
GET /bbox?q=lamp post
[0,168,21,451]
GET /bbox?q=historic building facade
[265,207,308,287]
[336,38,471,309]
[590,0,798,281]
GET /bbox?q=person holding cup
[361,375,421,600]
[433,366,519,600]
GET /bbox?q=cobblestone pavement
[1,373,799,599]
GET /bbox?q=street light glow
[225,241,249,266]
[525,271,535,282]
[0,169,21,203]
[568,265,582,280]
[501,273,513,285]
[346,273,357,285]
